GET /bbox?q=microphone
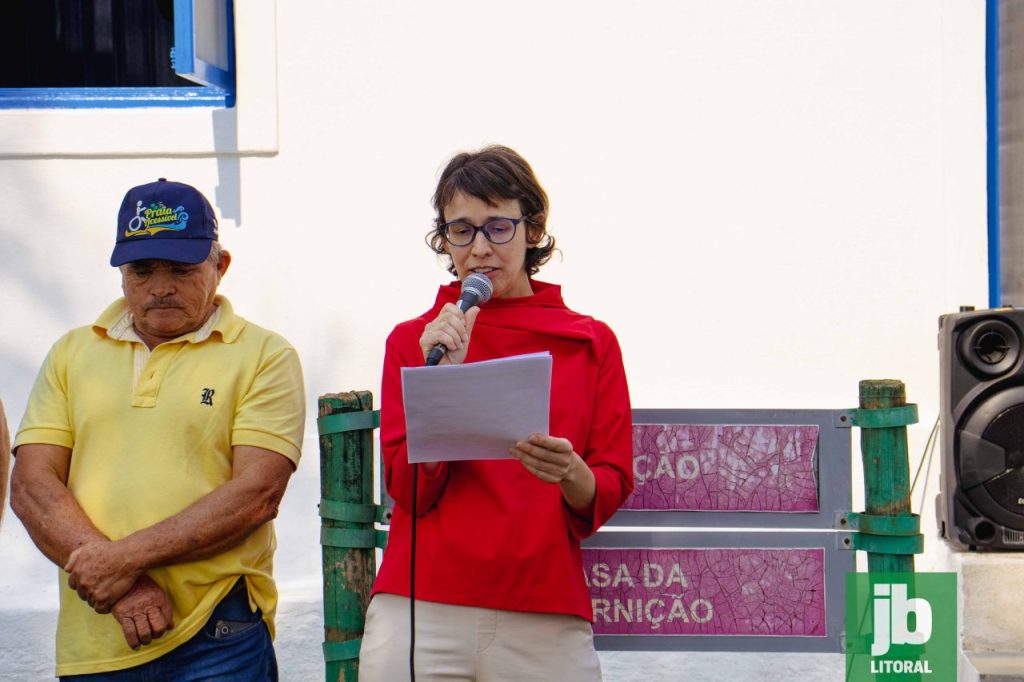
[425,273,494,366]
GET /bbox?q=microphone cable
[408,273,491,680]
[410,464,418,681]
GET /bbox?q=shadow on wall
[0,228,86,423]
[212,108,241,225]
[0,350,35,437]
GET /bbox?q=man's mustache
[144,299,184,311]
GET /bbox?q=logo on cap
[111,179,218,267]
[125,200,191,238]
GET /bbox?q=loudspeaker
[938,307,1024,549]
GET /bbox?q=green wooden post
[852,379,922,573]
[319,391,377,682]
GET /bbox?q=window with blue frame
[0,0,234,108]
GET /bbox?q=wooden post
[858,379,916,573]
[319,391,376,682]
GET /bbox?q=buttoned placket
[105,306,222,406]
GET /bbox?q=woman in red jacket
[359,146,633,681]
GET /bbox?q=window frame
[0,0,276,158]
[0,0,235,110]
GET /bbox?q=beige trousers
[358,594,603,682]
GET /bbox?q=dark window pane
[0,0,193,87]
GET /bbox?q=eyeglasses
[440,217,526,247]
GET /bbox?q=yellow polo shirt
[14,296,305,676]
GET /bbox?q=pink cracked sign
[625,424,820,512]
[583,547,827,636]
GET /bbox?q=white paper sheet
[401,352,552,463]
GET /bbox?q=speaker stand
[935,547,1024,681]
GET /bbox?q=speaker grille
[1004,528,1024,545]
[976,330,1012,365]
[959,319,1022,377]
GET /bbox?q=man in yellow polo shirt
[11,179,305,680]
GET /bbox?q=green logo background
[845,572,957,682]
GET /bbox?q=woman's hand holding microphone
[415,303,479,476]
[419,303,480,366]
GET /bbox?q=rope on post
[318,410,381,435]
[850,380,924,573]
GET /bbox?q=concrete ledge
[938,548,1024,682]
[957,554,1024,652]
[963,652,1024,682]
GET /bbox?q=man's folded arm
[119,444,294,565]
[12,442,177,647]
[10,443,108,567]
[64,445,295,611]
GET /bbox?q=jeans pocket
[204,617,263,641]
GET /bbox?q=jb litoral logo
[845,573,956,681]
[870,583,931,657]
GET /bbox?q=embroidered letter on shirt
[200,388,215,406]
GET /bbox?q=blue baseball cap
[110,178,219,266]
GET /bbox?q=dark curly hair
[428,145,556,276]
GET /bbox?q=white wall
[0,1,986,679]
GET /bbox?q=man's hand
[65,540,141,613]
[111,575,174,650]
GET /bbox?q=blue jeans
[61,580,278,682]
